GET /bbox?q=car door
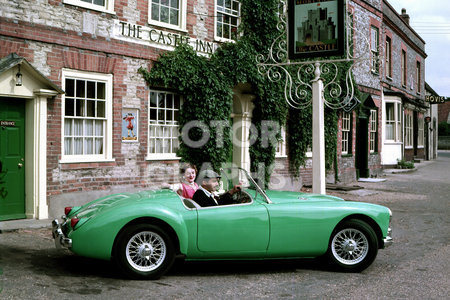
[263,201,338,257]
[197,200,269,254]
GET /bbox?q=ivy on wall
[139,44,233,172]
[139,0,355,187]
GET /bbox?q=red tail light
[71,218,80,228]
[64,207,73,215]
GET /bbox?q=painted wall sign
[425,95,445,103]
[0,121,16,127]
[122,108,139,142]
[288,0,344,59]
[114,21,218,55]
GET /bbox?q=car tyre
[114,224,175,280]
[327,219,378,272]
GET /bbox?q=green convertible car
[52,168,392,279]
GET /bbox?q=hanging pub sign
[288,0,345,59]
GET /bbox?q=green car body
[52,168,392,279]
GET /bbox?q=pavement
[0,155,440,233]
[0,218,52,233]
[383,159,435,174]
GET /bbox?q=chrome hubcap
[342,240,356,252]
[126,231,166,272]
[331,228,369,265]
[139,244,153,258]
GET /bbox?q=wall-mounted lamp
[16,64,23,86]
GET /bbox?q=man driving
[192,170,241,207]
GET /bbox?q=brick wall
[438,101,450,124]
[1,0,212,211]
[2,0,415,214]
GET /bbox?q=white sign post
[257,1,376,195]
[312,63,326,194]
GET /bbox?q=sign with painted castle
[288,0,344,59]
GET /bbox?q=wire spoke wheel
[115,224,175,279]
[331,228,369,265]
[327,219,378,272]
[126,231,167,272]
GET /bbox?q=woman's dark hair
[180,163,197,175]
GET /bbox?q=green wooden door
[0,99,26,221]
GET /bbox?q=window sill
[341,154,353,158]
[59,158,116,165]
[63,0,116,15]
[146,155,180,161]
[148,20,187,33]
[405,146,413,149]
[384,141,402,145]
[214,36,237,43]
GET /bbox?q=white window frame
[385,37,392,79]
[60,69,114,163]
[416,61,421,94]
[371,26,379,73]
[275,126,287,158]
[341,112,351,155]
[63,0,115,14]
[417,114,424,147]
[401,50,407,87]
[370,110,377,153]
[215,0,241,42]
[148,0,187,32]
[306,146,312,158]
[405,110,413,148]
[384,100,402,143]
[147,90,182,160]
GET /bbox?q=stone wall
[1,0,210,214]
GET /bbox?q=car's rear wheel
[327,219,378,272]
[114,224,175,279]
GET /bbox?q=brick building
[380,2,428,166]
[0,0,431,221]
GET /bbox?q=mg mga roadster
[52,168,392,279]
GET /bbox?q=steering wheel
[232,189,251,204]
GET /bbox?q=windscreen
[220,167,271,203]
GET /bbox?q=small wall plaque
[0,121,16,127]
[122,109,139,142]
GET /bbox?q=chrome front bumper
[383,227,393,248]
[52,219,72,249]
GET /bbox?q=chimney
[400,8,410,25]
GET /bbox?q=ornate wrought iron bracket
[256,0,383,111]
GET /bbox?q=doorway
[355,115,369,179]
[231,84,255,172]
[0,98,26,220]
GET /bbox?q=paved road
[0,153,449,299]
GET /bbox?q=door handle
[18,163,23,168]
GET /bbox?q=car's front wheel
[114,224,175,279]
[327,219,378,272]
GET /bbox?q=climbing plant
[139,0,355,187]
